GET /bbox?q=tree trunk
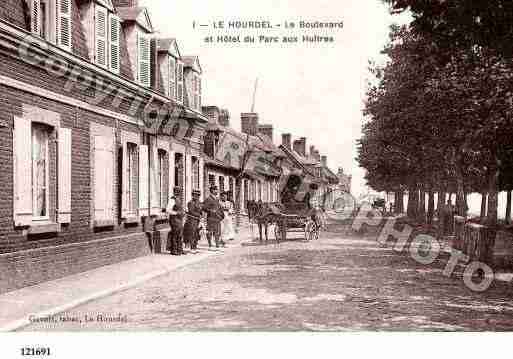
[407,184,418,219]
[480,191,487,218]
[398,190,404,213]
[427,190,435,225]
[436,187,447,239]
[506,190,512,224]
[419,189,426,223]
[486,169,499,227]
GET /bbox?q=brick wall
[0,0,26,29]
[0,232,150,294]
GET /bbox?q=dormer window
[29,0,72,51]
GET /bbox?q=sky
[140,0,411,197]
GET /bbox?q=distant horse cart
[246,174,322,243]
[247,201,320,243]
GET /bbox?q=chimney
[314,150,321,162]
[309,145,316,157]
[241,113,258,136]
[338,167,344,176]
[112,0,139,7]
[202,106,220,125]
[293,137,306,157]
[258,124,273,141]
[282,133,291,150]
[321,155,327,167]
[218,108,230,127]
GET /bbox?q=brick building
[0,0,208,294]
[202,107,283,222]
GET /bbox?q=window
[174,153,184,189]
[169,57,176,100]
[208,174,216,189]
[176,61,184,103]
[31,123,50,219]
[30,0,71,50]
[229,178,234,202]
[219,176,225,193]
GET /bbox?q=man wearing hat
[168,187,185,255]
[184,189,203,253]
[202,185,225,248]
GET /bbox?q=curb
[0,250,220,332]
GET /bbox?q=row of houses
[0,0,344,294]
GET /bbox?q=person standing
[169,187,185,255]
[203,185,224,248]
[184,190,203,253]
[220,191,235,242]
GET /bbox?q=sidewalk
[0,227,254,332]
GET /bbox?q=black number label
[21,347,51,356]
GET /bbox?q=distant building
[338,168,352,194]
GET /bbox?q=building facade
[0,0,207,294]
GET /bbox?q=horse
[246,200,282,243]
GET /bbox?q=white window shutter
[94,135,113,220]
[13,117,33,226]
[138,144,149,217]
[185,154,192,204]
[58,127,72,223]
[199,157,204,201]
[57,0,72,51]
[30,0,41,36]
[150,140,160,215]
[95,5,108,68]
[138,33,151,87]
[169,57,175,100]
[168,150,175,200]
[121,142,128,218]
[176,62,183,103]
[109,15,121,74]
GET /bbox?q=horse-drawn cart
[272,203,320,242]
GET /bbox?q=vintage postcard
[0,0,512,357]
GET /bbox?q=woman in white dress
[220,192,235,241]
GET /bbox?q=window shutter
[138,144,149,217]
[138,32,151,87]
[185,154,192,204]
[168,150,175,200]
[169,57,175,100]
[176,62,183,103]
[93,135,114,220]
[109,15,121,74]
[13,117,33,226]
[121,141,129,218]
[199,157,204,201]
[198,77,202,109]
[58,127,72,224]
[30,0,41,36]
[57,0,72,50]
[95,5,108,68]
[150,140,160,215]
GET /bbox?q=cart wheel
[305,221,315,241]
